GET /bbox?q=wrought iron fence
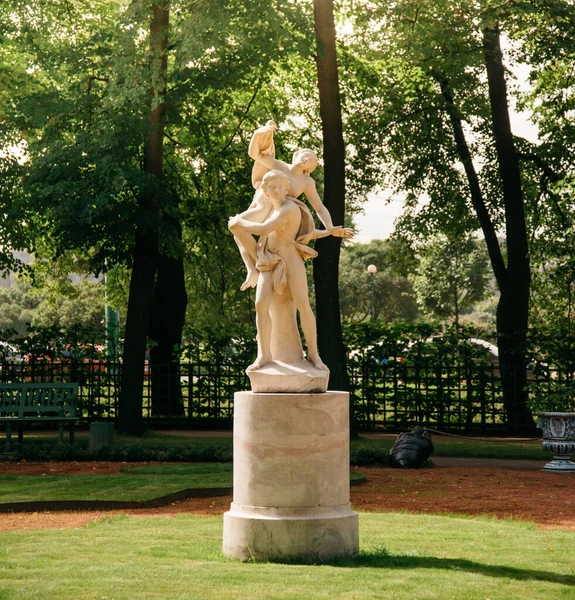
[349,359,503,433]
[0,356,567,433]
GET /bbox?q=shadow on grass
[322,550,575,586]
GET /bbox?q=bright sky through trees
[355,40,539,243]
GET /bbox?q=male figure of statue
[229,170,336,371]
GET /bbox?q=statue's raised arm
[248,120,285,189]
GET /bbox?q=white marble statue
[228,123,352,383]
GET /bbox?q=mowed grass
[0,513,573,600]
[0,464,233,503]
[0,465,365,503]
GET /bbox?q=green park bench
[0,382,79,452]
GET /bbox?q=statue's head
[292,148,318,174]
[261,170,290,202]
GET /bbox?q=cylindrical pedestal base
[223,504,358,562]
[222,391,359,562]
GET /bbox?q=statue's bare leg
[230,193,272,291]
[285,254,328,371]
[248,271,274,370]
[232,231,259,291]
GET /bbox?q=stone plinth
[222,391,358,562]
[246,360,329,393]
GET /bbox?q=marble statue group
[228,121,352,375]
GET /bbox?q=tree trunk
[149,217,188,417]
[483,24,533,433]
[117,231,158,435]
[312,0,351,421]
[117,2,169,435]
[437,75,506,288]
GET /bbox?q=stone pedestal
[223,391,359,562]
[246,360,329,393]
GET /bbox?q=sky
[353,61,539,244]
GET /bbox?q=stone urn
[536,412,575,472]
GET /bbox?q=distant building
[0,251,33,288]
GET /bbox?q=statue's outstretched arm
[304,179,335,230]
[305,226,353,242]
[304,180,353,239]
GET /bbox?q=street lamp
[367,264,377,321]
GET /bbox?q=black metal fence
[349,359,503,433]
[0,359,248,427]
[1,355,566,433]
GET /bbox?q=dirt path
[0,463,573,532]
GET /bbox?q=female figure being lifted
[232,121,352,291]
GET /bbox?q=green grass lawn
[0,467,232,504]
[0,465,366,503]
[433,438,547,460]
[0,513,572,599]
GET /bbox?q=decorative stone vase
[536,412,575,472]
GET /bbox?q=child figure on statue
[228,170,335,372]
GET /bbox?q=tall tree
[118,1,169,434]
[340,0,575,432]
[117,1,189,422]
[412,235,490,325]
[148,222,188,417]
[312,0,349,393]
[482,20,531,431]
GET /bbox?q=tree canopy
[1,0,573,433]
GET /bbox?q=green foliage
[349,444,389,466]
[342,0,492,237]
[338,0,575,360]
[10,441,234,463]
[344,322,498,429]
[412,234,491,324]
[344,321,494,367]
[0,281,41,334]
[0,277,106,344]
[528,224,575,373]
[0,277,104,341]
[526,379,575,413]
[32,278,105,334]
[339,239,419,323]
[8,322,105,358]
[180,322,256,363]
[0,0,315,270]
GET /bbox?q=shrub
[10,443,234,463]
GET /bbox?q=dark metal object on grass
[390,426,434,469]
